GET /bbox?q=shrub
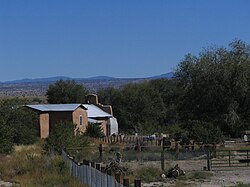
[0,145,86,186]
[45,121,89,153]
[0,119,14,154]
[84,123,105,138]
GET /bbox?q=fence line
[208,149,250,170]
[100,135,250,149]
[62,149,141,187]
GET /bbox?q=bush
[0,119,14,154]
[45,121,89,153]
[0,98,40,154]
[84,123,105,138]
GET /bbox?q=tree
[0,98,39,147]
[84,123,105,138]
[0,118,14,154]
[175,40,250,138]
[45,121,89,153]
[46,80,88,104]
[188,120,223,144]
[98,82,167,134]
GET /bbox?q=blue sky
[0,0,250,81]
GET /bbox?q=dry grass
[0,144,87,187]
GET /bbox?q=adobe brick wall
[72,107,88,133]
[49,111,72,131]
[87,94,113,115]
[100,120,108,136]
[39,113,49,139]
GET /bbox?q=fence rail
[62,149,141,187]
[209,149,250,170]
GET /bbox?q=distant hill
[4,76,72,84]
[3,72,174,84]
[0,72,174,97]
[147,72,174,79]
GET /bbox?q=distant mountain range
[2,72,174,84]
[0,72,174,97]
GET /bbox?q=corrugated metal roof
[26,104,112,118]
[83,104,112,118]
[26,104,84,112]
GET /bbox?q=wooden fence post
[96,163,101,171]
[175,141,179,159]
[207,151,211,171]
[134,179,141,187]
[229,150,231,167]
[161,151,165,171]
[91,162,95,168]
[115,173,121,184]
[247,150,249,166]
[123,178,129,187]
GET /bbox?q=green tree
[84,123,105,138]
[45,121,89,153]
[46,80,88,104]
[0,118,14,154]
[98,82,167,134]
[188,120,223,144]
[0,98,39,146]
[175,40,250,138]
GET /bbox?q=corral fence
[208,149,250,170]
[62,149,141,187]
[100,135,250,171]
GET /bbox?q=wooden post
[207,151,211,171]
[247,150,249,166]
[161,151,165,171]
[175,141,179,159]
[99,144,103,162]
[101,166,105,173]
[85,160,90,166]
[91,161,95,168]
[229,150,231,167]
[134,179,141,187]
[115,173,121,183]
[96,163,101,171]
[123,178,129,187]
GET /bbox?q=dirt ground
[125,159,250,187]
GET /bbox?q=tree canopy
[175,40,250,138]
[46,80,88,104]
[98,40,250,142]
[0,98,39,153]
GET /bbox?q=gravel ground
[125,159,250,186]
[0,180,13,187]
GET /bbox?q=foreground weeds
[0,145,86,187]
[178,171,213,182]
